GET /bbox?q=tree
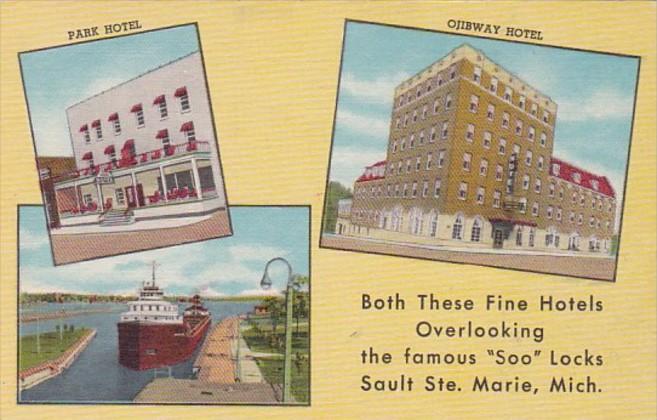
[293,275,309,333]
[261,296,284,345]
[322,181,353,233]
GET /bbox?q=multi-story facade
[47,51,227,229]
[335,44,617,254]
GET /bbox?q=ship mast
[151,261,160,287]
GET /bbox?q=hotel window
[157,96,168,119]
[529,228,535,247]
[115,189,125,205]
[182,122,196,141]
[401,138,406,151]
[591,179,599,191]
[487,104,495,120]
[396,117,401,128]
[572,192,578,203]
[495,164,503,181]
[542,110,550,123]
[415,156,421,171]
[438,150,445,168]
[532,202,539,216]
[412,182,418,197]
[386,185,392,196]
[493,190,501,208]
[515,119,523,135]
[547,205,553,219]
[528,126,535,141]
[395,185,400,197]
[519,198,527,213]
[534,178,542,193]
[469,94,479,113]
[479,159,488,176]
[449,64,456,80]
[437,75,443,87]
[537,155,544,170]
[398,96,404,108]
[580,195,585,206]
[502,112,510,128]
[476,187,485,205]
[490,77,498,93]
[406,159,412,173]
[578,213,583,225]
[473,66,482,83]
[422,180,429,197]
[403,184,408,197]
[426,153,433,170]
[483,131,492,149]
[441,121,449,139]
[540,132,547,147]
[416,87,422,98]
[109,114,121,135]
[462,152,472,171]
[452,214,463,239]
[397,161,402,174]
[519,95,526,109]
[409,134,415,148]
[82,127,91,144]
[175,87,191,112]
[498,138,506,155]
[552,163,560,175]
[434,179,442,197]
[92,121,103,141]
[419,130,425,145]
[606,220,611,231]
[525,150,533,166]
[549,182,555,197]
[513,143,521,156]
[504,86,512,102]
[589,216,595,227]
[458,182,468,200]
[422,105,428,119]
[392,140,398,153]
[433,99,440,114]
[426,80,432,93]
[466,123,475,141]
[471,218,482,241]
[556,207,562,221]
[522,174,530,190]
[569,211,575,223]
[516,227,523,246]
[412,110,418,122]
[531,103,538,116]
[404,114,409,127]
[430,126,437,142]
[156,129,170,147]
[445,94,452,109]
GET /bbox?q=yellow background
[1,1,655,419]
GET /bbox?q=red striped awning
[153,95,165,105]
[130,103,142,112]
[104,145,115,154]
[155,129,169,139]
[121,139,135,150]
[108,112,119,121]
[174,86,187,97]
[91,119,101,128]
[82,151,93,160]
[79,124,88,132]
[180,121,194,132]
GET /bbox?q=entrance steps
[100,209,135,226]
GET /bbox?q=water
[19,300,258,403]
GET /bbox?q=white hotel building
[45,51,227,230]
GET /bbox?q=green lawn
[19,328,90,371]
[242,318,309,403]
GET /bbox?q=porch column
[159,165,168,202]
[191,158,202,200]
[74,182,80,209]
[95,181,104,212]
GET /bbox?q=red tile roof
[550,157,615,198]
[356,160,387,183]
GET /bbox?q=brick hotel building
[40,51,227,230]
[335,44,617,254]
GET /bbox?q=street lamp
[260,257,299,403]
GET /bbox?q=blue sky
[330,22,639,204]
[20,24,199,156]
[19,206,310,296]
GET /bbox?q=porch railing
[51,141,211,183]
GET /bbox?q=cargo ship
[117,262,211,370]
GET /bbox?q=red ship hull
[118,315,211,370]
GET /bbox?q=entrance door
[125,186,137,208]
[493,229,504,248]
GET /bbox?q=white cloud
[197,286,226,298]
[238,288,282,297]
[341,71,410,105]
[336,109,389,138]
[19,229,50,250]
[80,77,127,102]
[557,90,634,122]
[32,109,74,156]
[330,146,386,187]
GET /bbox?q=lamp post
[260,257,299,403]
